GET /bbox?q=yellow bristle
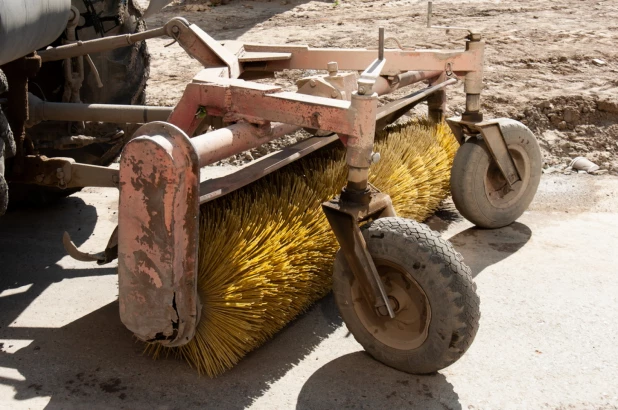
[146,120,458,377]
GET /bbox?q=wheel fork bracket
[322,187,397,319]
[447,117,522,187]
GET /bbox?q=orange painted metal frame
[116,20,486,346]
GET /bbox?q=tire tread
[333,217,480,374]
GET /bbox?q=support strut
[322,29,397,319]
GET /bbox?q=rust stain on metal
[108,23,486,349]
[134,250,164,289]
[311,112,321,129]
[118,122,199,347]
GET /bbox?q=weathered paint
[113,33,486,348]
[118,122,199,347]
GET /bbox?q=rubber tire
[333,217,480,374]
[450,119,542,229]
[0,69,13,215]
[79,0,150,105]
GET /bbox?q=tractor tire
[450,119,542,229]
[332,217,480,374]
[79,0,150,105]
[0,69,15,215]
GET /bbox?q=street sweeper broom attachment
[145,120,459,376]
[49,18,541,377]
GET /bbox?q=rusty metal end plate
[118,122,200,347]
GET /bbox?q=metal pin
[378,27,385,60]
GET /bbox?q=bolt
[358,86,366,95]
[377,305,390,316]
[468,32,482,41]
[309,79,316,88]
[387,295,400,312]
[371,152,381,164]
[35,174,44,183]
[327,61,338,76]
[331,90,339,98]
[172,25,180,34]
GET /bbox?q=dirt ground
[144,0,618,172]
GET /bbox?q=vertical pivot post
[462,33,485,123]
[428,83,447,124]
[323,27,396,319]
[378,27,385,61]
[346,27,386,199]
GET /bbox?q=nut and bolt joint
[468,32,482,42]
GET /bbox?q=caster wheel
[450,119,542,229]
[333,217,480,374]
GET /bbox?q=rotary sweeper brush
[3,6,542,377]
[145,121,460,376]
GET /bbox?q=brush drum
[144,121,466,376]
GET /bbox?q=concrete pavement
[0,174,617,409]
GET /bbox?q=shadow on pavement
[0,195,343,409]
[424,201,532,278]
[297,352,461,410]
[0,296,341,409]
[0,196,111,327]
[425,206,464,233]
[448,222,532,278]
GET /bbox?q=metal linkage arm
[10,155,119,189]
[168,79,365,138]
[37,17,241,78]
[38,26,167,62]
[28,93,173,125]
[376,77,457,129]
[356,28,386,96]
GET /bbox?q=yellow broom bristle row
[145,120,458,376]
